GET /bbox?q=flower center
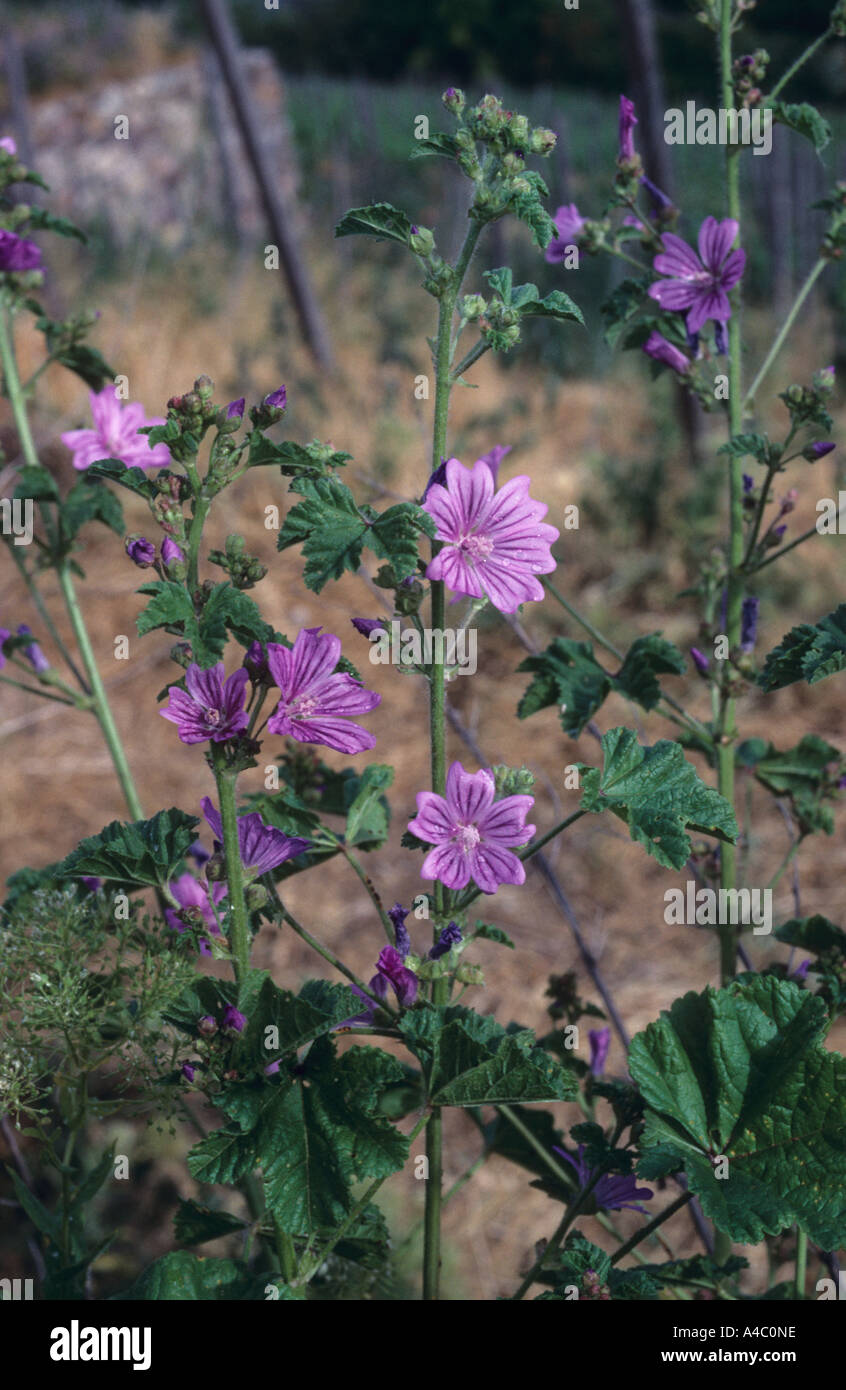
[204,707,221,726]
[453,821,481,854]
[289,694,319,720]
[459,530,494,563]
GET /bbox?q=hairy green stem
[0,302,145,821]
[743,259,826,414]
[210,744,251,983]
[769,29,832,101]
[422,216,484,1303]
[609,1190,694,1266]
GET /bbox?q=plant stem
[298,1110,431,1286]
[609,1190,694,1265]
[5,540,90,691]
[751,522,819,572]
[743,259,826,414]
[0,300,146,821]
[769,29,832,100]
[422,217,483,1303]
[210,744,250,983]
[262,875,399,1019]
[715,0,743,1270]
[56,563,145,819]
[335,837,395,943]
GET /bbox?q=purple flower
[740,595,759,653]
[351,617,387,638]
[642,330,690,376]
[408,760,535,894]
[641,176,673,213]
[429,921,462,960]
[200,796,309,878]
[161,536,185,569]
[264,386,287,412]
[545,204,586,264]
[165,872,228,956]
[648,217,746,333]
[160,662,250,744]
[772,523,787,543]
[338,946,419,1027]
[125,535,156,568]
[0,229,42,272]
[790,958,810,982]
[0,137,17,155]
[265,1059,281,1075]
[743,474,754,495]
[244,640,270,684]
[476,444,512,488]
[691,647,710,676]
[81,876,102,894]
[422,457,559,613]
[553,1144,654,1213]
[618,95,638,162]
[374,946,418,1007]
[181,1064,196,1082]
[222,1004,247,1035]
[61,385,171,472]
[0,627,9,669]
[803,441,836,461]
[16,624,49,673]
[588,1027,611,1078]
[226,397,245,420]
[266,627,380,755]
[388,903,411,958]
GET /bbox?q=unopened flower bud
[161,536,186,573]
[194,375,214,400]
[460,294,487,320]
[198,1015,218,1038]
[222,1005,247,1036]
[530,126,557,155]
[409,224,435,256]
[803,440,835,461]
[691,646,710,676]
[125,535,156,568]
[442,87,465,115]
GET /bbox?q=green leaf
[59,476,125,545]
[26,207,87,243]
[59,808,200,889]
[758,605,846,692]
[630,976,846,1245]
[116,1250,301,1300]
[580,727,738,869]
[507,170,556,249]
[484,267,513,301]
[86,458,158,498]
[518,637,685,739]
[472,923,515,949]
[399,1005,576,1107]
[769,100,831,152]
[334,202,414,244]
[137,580,275,667]
[248,434,351,475]
[409,132,461,161]
[277,476,432,592]
[471,1105,563,1178]
[345,763,393,847]
[174,1200,246,1246]
[601,276,651,348]
[36,326,116,390]
[737,734,843,836]
[775,913,846,957]
[8,1169,61,1243]
[489,270,583,326]
[716,433,773,465]
[192,1041,408,1236]
[13,463,59,501]
[537,1233,660,1300]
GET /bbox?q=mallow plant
[2,0,846,1303]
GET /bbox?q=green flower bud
[461,294,487,321]
[409,224,436,256]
